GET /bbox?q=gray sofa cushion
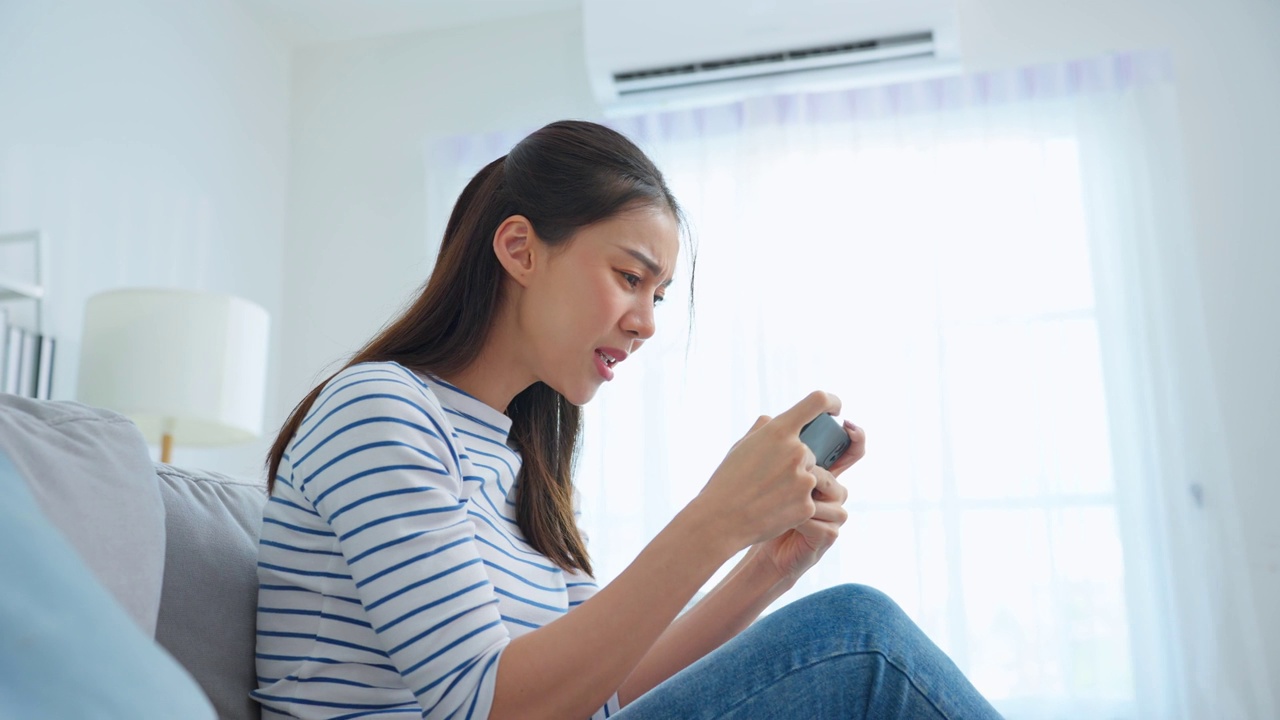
[0,450,215,719]
[0,395,166,634]
[153,463,267,720]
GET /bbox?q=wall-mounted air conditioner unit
[583,0,962,116]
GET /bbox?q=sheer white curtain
[425,53,1274,719]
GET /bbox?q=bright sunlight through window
[577,128,1133,716]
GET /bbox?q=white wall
[0,0,291,479]
[280,11,597,411]
[283,0,1279,688]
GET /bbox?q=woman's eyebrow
[624,248,674,288]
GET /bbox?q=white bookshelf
[0,230,44,332]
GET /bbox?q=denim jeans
[614,584,1003,720]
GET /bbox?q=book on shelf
[0,308,10,393]
[0,308,7,386]
[2,323,21,396]
[35,334,55,400]
[0,311,55,399]
[16,328,38,398]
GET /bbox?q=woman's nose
[622,304,656,340]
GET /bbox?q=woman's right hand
[692,390,843,552]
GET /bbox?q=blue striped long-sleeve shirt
[254,362,619,720]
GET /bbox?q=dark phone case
[799,413,851,469]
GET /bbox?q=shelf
[0,229,44,332]
[0,279,44,301]
[0,230,40,247]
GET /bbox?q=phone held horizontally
[799,413,851,470]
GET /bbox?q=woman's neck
[436,305,533,415]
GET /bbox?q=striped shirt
[254,362,619,719]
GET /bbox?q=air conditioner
[583,0,962,116]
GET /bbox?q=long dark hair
[267,120,687,574]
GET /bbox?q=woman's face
[522,206,680,406]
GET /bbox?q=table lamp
[77,288,270,463]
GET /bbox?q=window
[577,106,1132,716]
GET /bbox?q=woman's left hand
[755,422,864,585]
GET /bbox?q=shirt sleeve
[292,365,510,719]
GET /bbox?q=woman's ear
[492,215,538,287]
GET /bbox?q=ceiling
[241,0,581,47]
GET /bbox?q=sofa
[0,393,268,719]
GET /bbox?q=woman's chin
[566,388,600,407]
[549,379,601,407]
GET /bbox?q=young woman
[254,120,1002,720]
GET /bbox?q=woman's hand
[752,420,863,585]
[690,391,846,555]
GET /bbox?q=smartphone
[799,413,851,470]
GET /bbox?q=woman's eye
[620,272,641,288]
[653,294,665,306]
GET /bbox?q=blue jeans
[614,584,1003,719]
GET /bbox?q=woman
[254,120,1002,720]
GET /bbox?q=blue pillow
[0,451,215,719]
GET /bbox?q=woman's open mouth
[594,347,627,381]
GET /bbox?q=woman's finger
[828,422,866,477]
[810,470,849,504]
[810,500,849,526]
[773,391,842,435]
[795,517,843,549]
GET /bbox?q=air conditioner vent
[584,0,961,113]
[613,32,937,96]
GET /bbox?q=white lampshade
[78,288,270,448]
